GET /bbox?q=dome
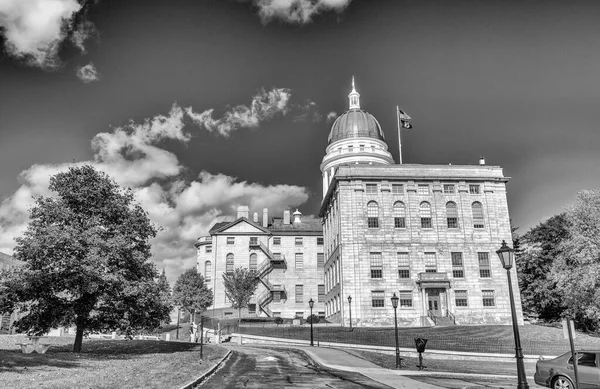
[327,109,385,144]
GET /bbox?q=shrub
[306,314,320,324]
[274,317,284,325]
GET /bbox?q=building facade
[0,252,23,334]
[318,80,524,327]
[196,207,325,319]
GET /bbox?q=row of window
[368,252,492,279]
[368,290,496,308]
[270,284,326,304]
[221,236,324,246]
[365,183,483,195]
[367,201,485,229]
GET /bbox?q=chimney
[293,209,302,224]
[283,209,291,225]
[262,208,268,227]
[237,205,249,219]
[479,156,486,165]
[253,212,259,223]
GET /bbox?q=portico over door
[427,289,441,316]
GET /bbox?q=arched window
[367,201,379,228]
[420,202,432,228]
[204,261,212,283]
[393,201,406,228]
[446,202,458,228]
[472,202,485,228]
[226,253,234,274]
[249,253,257,274]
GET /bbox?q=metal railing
[447,310,456,324]
[427,310,437,325]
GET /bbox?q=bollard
[166,333,171,342]
[111,332,117,340]
[414,338,428,370]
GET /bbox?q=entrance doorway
[427,290,441,316]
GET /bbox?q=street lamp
[309,298,314,347]
[347,295,352,330]
[391,293,401,369]
[496,240,529,389]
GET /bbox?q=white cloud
[326,111,338,122]
[0,0,94,68]
[293,99,324,122]
[70,19,96,52]
[186,87,291,137]
[0,95,310,284]
[76,62,99,83]
[246,0,353,24]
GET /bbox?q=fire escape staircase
[250,240,287,317]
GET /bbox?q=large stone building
[196,207,325,319]
[196,79,524,327]
[319,80,523,327]
[0,252,23,334]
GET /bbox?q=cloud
[326,111,338,122]
[75,62,99,83]
[0,0,97,69]
[245,0,354,24]
[293,99,324,122]
[186,87,291,136]
[0,95,310,284]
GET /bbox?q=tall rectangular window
[273,237,281,245]
[392,184,404,194]
[443,184,455,194]
[295,237,303,246]
[469,184,481,194]
[397,252,410,279]
[317,237,324,246]
[366,183,378,194]
[472,202,485,229]
[318,285,325,302]
[371,291,385,307]
[227,237,235,245]
[482,290,495,307]
[249,237,258,246]
[205,245,212,253]
[367,201,379,228]
[273,287,282,303]
[295,285,304,303]
[399,291,413,307]
[370,252,383,278]
[295,253,304,269]
[273,253,282,260]
[418,184,429,195]
[455,290,468,307]
[424,252,437,273]
[317,253,325,268]
[451,252,464,278]
[478,252,491,277]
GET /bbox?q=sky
[1,0,599,283]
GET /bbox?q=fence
[237,326,581,356]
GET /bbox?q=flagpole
[397,106,402,164]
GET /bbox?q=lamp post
[391,293,401,369]
[347,295,352,330]
[309,298,314,347]
[496,240,529,389]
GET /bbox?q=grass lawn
[240,324,600,355]
[342,348,539,376]
[0,335,227,389]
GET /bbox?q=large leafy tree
[172,268,212,323]
[0,165,171,352]
[516,213,569,322]
[552,190,600,331]
[222,267,259,322]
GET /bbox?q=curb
[178,349,233,389]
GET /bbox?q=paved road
[199,345,393,388]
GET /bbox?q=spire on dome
[348,76,360,109]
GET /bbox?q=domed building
[319,79,524,327]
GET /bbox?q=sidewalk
[261,344,542,389]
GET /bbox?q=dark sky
[1,0,599,280]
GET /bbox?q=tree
[0,165,171,352]
[551,190,600,331]
[222,267,259,323]
[516,213,570,322]
[172,268,213,324]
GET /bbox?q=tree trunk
[238,307,242,326]
[73,318,85,353]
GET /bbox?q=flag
[398,108,413,129]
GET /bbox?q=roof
[208,222,231,234]
[328,109,385,144]
[209,217,271,235]
[269,217,322,235]
[0,252,22,268]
